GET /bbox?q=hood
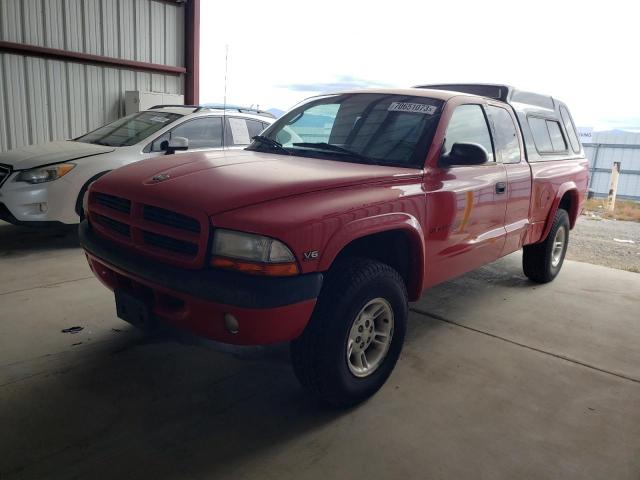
[95,150,421,216]
[0,141,115,170]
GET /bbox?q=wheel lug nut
[356,336,361,343]
[369,326,373,332]
[358,326,363,332]
[365,320,370,327]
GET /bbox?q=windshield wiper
[292,142,377,164]
[251,135,290,155]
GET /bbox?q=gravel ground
[567,215,640,273]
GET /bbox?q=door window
[488,106,522,163]
[444,105,494,162]
[150,117,223,151]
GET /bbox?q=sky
[200,0,639,131]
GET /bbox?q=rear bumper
[79,220,322,344]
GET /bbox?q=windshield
[248,93,443,167]
[76,111,182,147]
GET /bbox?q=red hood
[93,150,422,215]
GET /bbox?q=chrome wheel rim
[551,226,567,267]
[346,298,394,378]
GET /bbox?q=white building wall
[583,130,640,201]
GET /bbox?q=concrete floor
[1,221,639,480]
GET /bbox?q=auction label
[388,102,438,114]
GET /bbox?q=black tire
[523,208,570,283]
[291,257,408,407]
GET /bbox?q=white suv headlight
[211,229,298,276]
[15,163,76,184]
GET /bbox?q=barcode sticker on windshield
[388,102,438,115]
[149,116,171,123]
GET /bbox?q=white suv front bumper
[0,172,80,225]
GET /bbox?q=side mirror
[439,142,488,167]
[163,136,189,155]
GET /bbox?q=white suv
[0,106,275,226]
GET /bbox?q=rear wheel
[290,258,408,407]
[523,208,570,283]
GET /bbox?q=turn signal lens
[211,257,299,276]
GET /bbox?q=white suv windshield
[249,93,443,167]
[76,111,182,147]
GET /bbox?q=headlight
[211,229,299,276]
[15,163,75,184]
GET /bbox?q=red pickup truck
[80,84,588,406]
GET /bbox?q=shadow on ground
[3,247,640,479]
[0,310,447,480]
[0,222,79,256]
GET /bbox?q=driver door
[424,102,508,286]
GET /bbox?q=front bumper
[79,221,323,345]
[0,171,80,225]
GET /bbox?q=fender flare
[317,212,426,299]
[539,182,578,242]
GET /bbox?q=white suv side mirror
[162,136,189,155]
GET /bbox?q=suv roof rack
[149,104,276,118]
[414,83,555,110]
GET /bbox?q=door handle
[495,182,507,194]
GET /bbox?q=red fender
[318,212,426,300]
[539,182,578,242]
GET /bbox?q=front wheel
[290,258,408,407]
[523,208,570,283]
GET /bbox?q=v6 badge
[303,250,319,261]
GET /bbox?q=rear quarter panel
[526,157,589,244]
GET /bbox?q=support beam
[0,41,186,75]
[184,0,201,104]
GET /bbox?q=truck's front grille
[93,192,131,214]
[143,230,199,256]
[88,192,207,267]
[95,214,131,237]
[0,164,11,188]
[143,205,201,233]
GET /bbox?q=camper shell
[415,83,584,162]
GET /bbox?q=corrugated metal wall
[0,0,185,152]
[584,130,640,201]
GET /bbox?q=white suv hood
[0,141,115,170]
